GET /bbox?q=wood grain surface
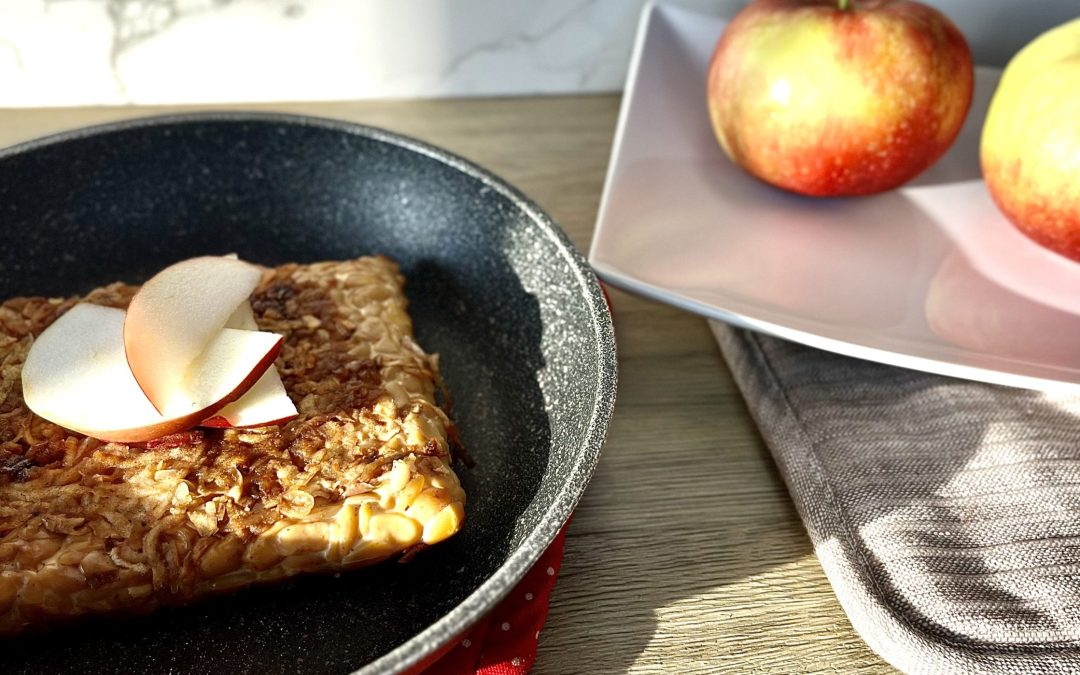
[0,96,893,673]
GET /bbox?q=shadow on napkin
[714,323,1080,673]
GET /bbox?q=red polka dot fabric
[422,520,569,674]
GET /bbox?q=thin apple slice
[124,256,264,412]
[201,368,298,428]
[201,302,298,428]
[161,328,283,418]
[224,299,260,332]
[21,304,255,443]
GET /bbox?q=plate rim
[0,110,618,675]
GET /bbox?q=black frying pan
[0,113,616,674]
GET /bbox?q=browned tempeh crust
[0,257,466,635]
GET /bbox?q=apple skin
[981,18,1080,262]
[707,0,973,197]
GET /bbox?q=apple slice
[224,299,260,332]
[124,256,264,412]
[22,304,274,443]
[201,302,298,428]
[201,369,298,428]
[161,327,283,418]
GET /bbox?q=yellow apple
[707,0,973,197]
[981,17,1080,262]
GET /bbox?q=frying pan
[0,113,616,674]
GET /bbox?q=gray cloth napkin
[713,322,1080,674]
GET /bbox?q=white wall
[0,0,1074,107]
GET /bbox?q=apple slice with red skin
[22,304,281,443]
[124,256,264,413]
[200,369,298,428]
[201,302,298,428]
[163,326,283,418]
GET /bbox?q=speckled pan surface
[0,113,616,674]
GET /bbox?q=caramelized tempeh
[0,257,466,635]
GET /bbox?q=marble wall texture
[0,0,1076,107]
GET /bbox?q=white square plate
[590,1,1080,392]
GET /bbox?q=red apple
[21,304,278,443]
[707,0,973,197]
[980,18,1080,261]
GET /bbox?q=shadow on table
[535,298,822,672]
[541,304,1080,672]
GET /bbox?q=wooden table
[0,96,892,673]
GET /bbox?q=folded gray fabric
[713,323,1080,674]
